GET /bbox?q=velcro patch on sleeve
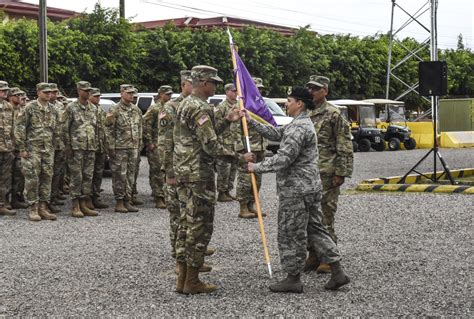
[198,115,209,126]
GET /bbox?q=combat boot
[38,201,57,220]
[11,194,28,209]
[124,200,139,213]
[199,262,212,273]
[324,261,350,290]
[204,247,216,256]
[269,273,303,293]
[71,199,84,218]
[176,262,187,294]
[248,201,266,217]
[316,263,331,274]
[28,203,41,222]
[0,205,16,216]
[155,197,166,209]
[303,250,320,272]
[85,196,95,210]
[131,196,144,206]
[183,265,218,294]
[217,192,233,202]
[92,195,109,209]
[239,201,256,219]
[47,202,61,214]
[115,199,128,213]
[79,198,98,216]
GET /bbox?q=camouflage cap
[224,83,236,91]
[191,65,223,82]
[306,75,330,88]
[49,83,59,92]
[133,87,139,97]
[90,88,101,96]
[36,82,53,92]
[158,85,173,95]
[0,81,10,91]
[57,94,66,101]
[120,84,134,92]
[252,77,265,88]
[8,87,25,96]
[77,81,92,91]
[180,70,192,82]
[122,85,136,94]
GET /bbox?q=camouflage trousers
[92,152,106,197]
[321,174,341,243]
[236,151,265,201]
[176,181,216,267]
[165,183,180,258]
[132,153,141,198]
[51,150,65,199]
[0,152,14,206]
[69,150,95,199]
[21,149,54,204]
[111,149,139,200]
[146,148,165,199]
[216,156,237,193]
[11,155,24,199]
[306,192,341,265]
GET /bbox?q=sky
[24,0,473,49]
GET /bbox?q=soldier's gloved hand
[243,152,256,163]
[333,175,345,187]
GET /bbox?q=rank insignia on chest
[198,115,209,126]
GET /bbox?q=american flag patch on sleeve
[198,115,209,126]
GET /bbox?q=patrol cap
[8,87,25,96]
[191,65,223,82]
[90,88,101,96]
[252,77,264,88]
[306,75,330,88]
[133,87,139,97]
[224,83,236,91]
[0,81,10,91]
[180,70,192,82]
[77,81,92,91]
[122,85,136,94]
[36,82,53,92]
[158,85,173,95]
[49,83,59,92]
[120,84,134,92]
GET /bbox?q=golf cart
[333,105,358,152]
[363,99,416,151]
[331,99,385,152]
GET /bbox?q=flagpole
[227,29,272,279]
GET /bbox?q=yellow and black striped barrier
[357,168,474,194]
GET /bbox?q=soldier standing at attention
[0,81,16,216]
[244,87,350,293]
[173,65,254,294]
[15,83,57,221]
[131,87,144,206]
[304,75,354,273]
[143,85,173,209]
[89,88,109,209]
[106,85,143,213]
[7,87,28,210]
[215,83,239,203]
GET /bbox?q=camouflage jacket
[63,100,98,151]
[308,100,353,177]
[0,100,15,152]
[105,100,142,150]
[92,103,108,153]
[159,94,183,179]
[252,112,322,198]
[15,99,56,153]
[142,101,164,146]
[214,98,239,148]
[51,100,66,151]
[173,94,242,183]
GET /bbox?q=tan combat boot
[0,205,16,216]
[199,262,212,273]
[115,199,128,213]
[238,201,256,219]
[248,201,266,217]
[155,197,166,209]
[183,265,218,294]
[303,250,320,272]
[124,200,139,212]
[28,203,41,222]
[317,263,331,274]
[217,192,233,202]
[92,195,109,209]
[84,196,95,210]
[79,198,98,216]
[38,201,57,220]
[176,262,187,294]
[71,198,84,218]
[204,247,216,256]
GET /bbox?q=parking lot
[1,148,473,317]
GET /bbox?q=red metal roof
[0,0,77,21]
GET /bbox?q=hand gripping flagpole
[227,29,272,278]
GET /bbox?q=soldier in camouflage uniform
[7,87,28,209]
[15,83,57,221]
[215,83,239,202]
[304,76,354,273]
[131,88,144,206]
[63,81,100,218]
[244,87,350,293]
[234,77,268,218]
[143,85,173,209]
[173,65,254,294]
[106,85,143,213]
[0,81,16,216]
[89,88,109,209]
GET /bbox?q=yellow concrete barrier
[440,131,474,148]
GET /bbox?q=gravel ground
[1,148,473,317]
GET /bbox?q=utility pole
[39,0,48,82]
[120,0,125,18]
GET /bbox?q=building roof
[0,0,77,21]
[138,16,299,36]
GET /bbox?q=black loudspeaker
[418,61,448,96]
